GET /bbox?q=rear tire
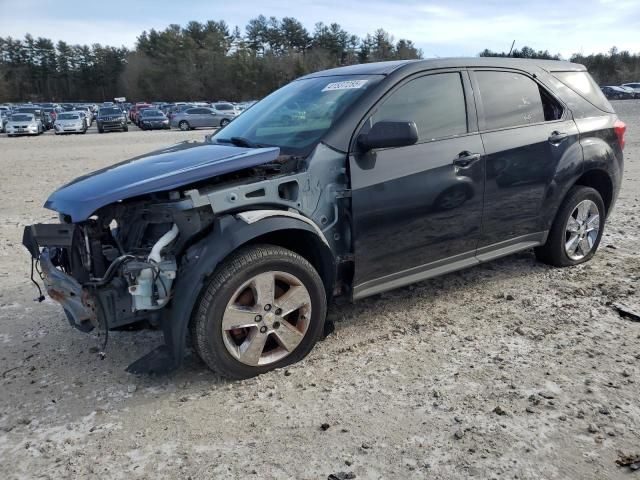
[191,244,327,379]
[179,121,190,131]
[534,186,605,267]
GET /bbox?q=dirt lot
[1,105,639,480]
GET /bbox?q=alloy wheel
[221,271,311,366]
[564,199,600,260]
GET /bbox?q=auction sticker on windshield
[322,80,368,92]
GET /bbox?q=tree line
[0,17,420,102]
[480,45,640,86]
[1,18,638,103]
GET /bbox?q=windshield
[99,108,121,115]
[142,109,163,116]
[212,75,381,154]
[58,113,79,120]
[11,114,34,122]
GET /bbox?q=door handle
[453,152,481,168]
[548,131,568,144]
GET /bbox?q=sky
[1,0,639,59]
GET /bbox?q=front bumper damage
[40,248,98,331]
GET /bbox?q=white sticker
[321,79,368,92]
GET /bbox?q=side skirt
[352,231,547,300]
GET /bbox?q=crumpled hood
[45,141,280,221]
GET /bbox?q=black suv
[96,106,128,133]
[23,58,625,379]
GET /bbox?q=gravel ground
[0,103,639,480]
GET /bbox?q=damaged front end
[23,197,212,349]
[23,141,348,375]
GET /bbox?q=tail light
[614,120,626,150]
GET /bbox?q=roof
[299,57,586,79]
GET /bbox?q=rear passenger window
[476,71,562,130]
[371,72,468,143]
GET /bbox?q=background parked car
[13,106,48,129]
[211,102,240,119]
[0,110,9,132]
[600,86,634,99]
[130,103,153,125]
[97,106,128,133]
[54,112,87,134]
[171,106,234,130]
[5,113,43,136]
[138,109,170,130]
[71,110,90,129]
[621,82,640,98]
[167,103,193,121]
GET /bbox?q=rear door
[470,69,580,250]
[350,70,486,297]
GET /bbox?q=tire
[191,244,327,379]
[179,121,190,131]
[123,126,128,132]
[534,186,605,267]
[98,127,104,133]
[219,118,230,128]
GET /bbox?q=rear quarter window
[552,71,614,113]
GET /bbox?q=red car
[130,103,152,124]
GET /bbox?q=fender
[126,211,335,374]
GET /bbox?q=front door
[350,71,486,298]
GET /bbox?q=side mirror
[357,121,418,151]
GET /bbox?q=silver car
[70,110,90,129]
[170,107,235,131]
[5,113,43,136]
[54,112,88,134]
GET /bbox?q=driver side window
[371,72,468,143]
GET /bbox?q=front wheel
[535,186,605,267]
[219,118,230,127]
[191,245,327,379]
[179,121,190,131]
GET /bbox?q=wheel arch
[572,168,613,216]
[143,212,336,373]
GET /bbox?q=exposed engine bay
[27,195,215,334]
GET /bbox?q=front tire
[191,245,327,379]
[535,186,605,267]
[219,118,230,127]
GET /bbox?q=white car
[54,112,88,134]
[621,83,640,98]
[71,110,90,129]
[5,113,43,136]
[211,102,239,118]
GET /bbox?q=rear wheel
[191,245,327,379]
[179,121,190,131]
[535,186,605,267]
